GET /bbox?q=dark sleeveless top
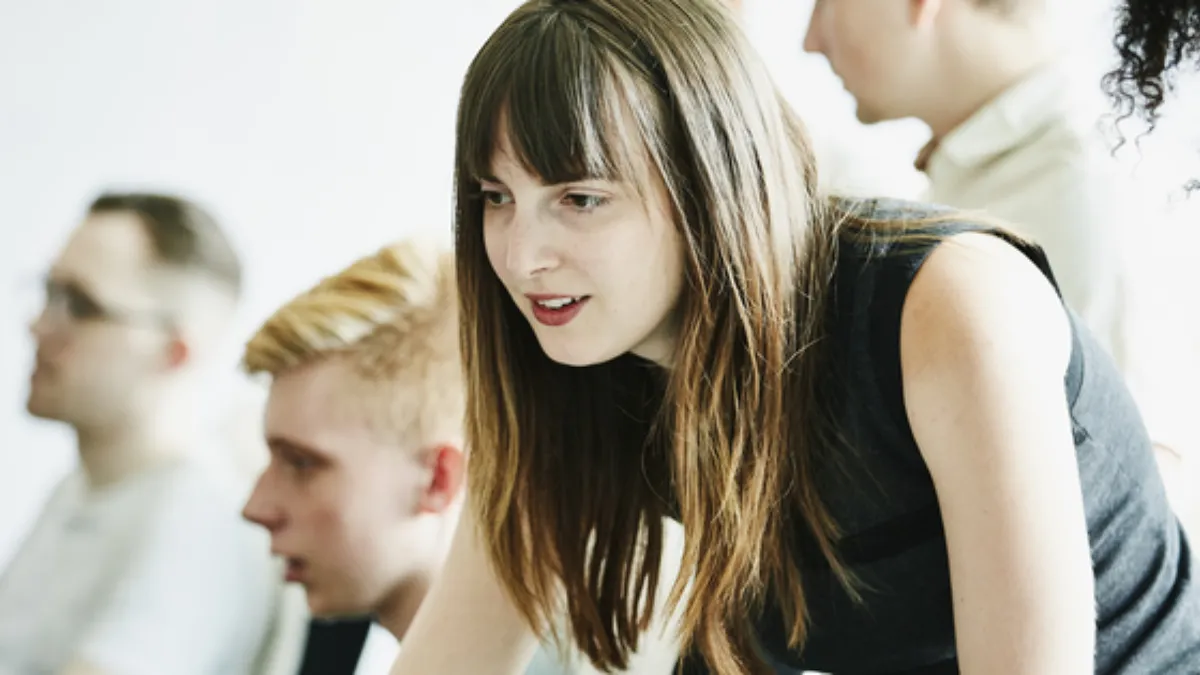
[298,618,371,675]
[681,199,1200,674]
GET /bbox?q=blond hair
[244,239,462,446]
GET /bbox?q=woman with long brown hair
[389,1,1200,673]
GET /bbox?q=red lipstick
[527,294,590,327]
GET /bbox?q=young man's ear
[417,444,466,514]
[163,333,191,370]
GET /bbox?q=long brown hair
[454,1,860,672]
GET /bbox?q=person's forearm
[390,500,540,674]
[388,603,539,675]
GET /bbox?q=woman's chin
[536,335,623,368]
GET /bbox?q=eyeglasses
[35,278,171,330]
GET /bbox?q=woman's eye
[481,190,513,207]
[564,193,608,211]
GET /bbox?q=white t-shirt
[0,459,275,675]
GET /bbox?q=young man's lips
[284,558,307,583]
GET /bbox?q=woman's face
[481,131,685,368]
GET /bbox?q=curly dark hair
[1103,0,1200,126]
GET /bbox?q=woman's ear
[417,444,466,514]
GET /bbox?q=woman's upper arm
[389,496,539,675]
[900,232,1095,674]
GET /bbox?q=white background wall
[0,0,524,566]
[1,0,1196,569]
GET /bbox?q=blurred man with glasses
[0,193,274,675]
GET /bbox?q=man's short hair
[89,192,243,297]
[243,240,461,444]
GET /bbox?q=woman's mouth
[527,295,590,327]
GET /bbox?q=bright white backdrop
[1,0,1196,569]
[0,0,523,566]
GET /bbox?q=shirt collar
[917,63,1080,174]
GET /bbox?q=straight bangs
[458,8,663,195]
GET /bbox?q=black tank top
[683,199,1200,674]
